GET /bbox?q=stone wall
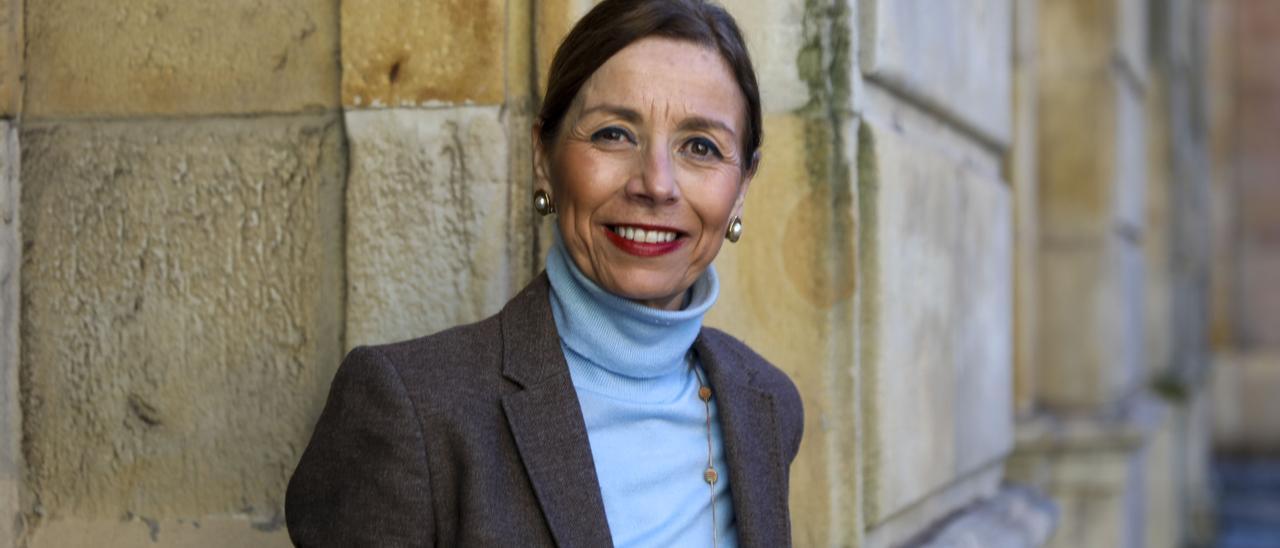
[1210,0,1280,455]
[1007,1,1218,547]
[2,0,1234,546]
[17,1,343,545]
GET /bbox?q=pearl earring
[725,216,743,242]
[533,189,556,216]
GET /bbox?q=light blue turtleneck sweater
[545,231,738,548]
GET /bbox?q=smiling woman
[284,1,803,547]
[537,37,753,311]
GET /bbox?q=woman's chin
[606,277,690,309]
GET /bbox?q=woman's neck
[544,228,719,380]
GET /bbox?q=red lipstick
[603,224,686,257]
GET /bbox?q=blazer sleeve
[285,346,435,547]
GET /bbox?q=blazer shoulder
[354,312,505,392]
[701,327,805,459]
[701,327,797,398]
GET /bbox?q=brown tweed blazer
[285,273,804,547]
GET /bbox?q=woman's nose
[627,144,680,205]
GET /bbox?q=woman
[285,1,803,546]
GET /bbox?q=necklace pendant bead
[704,467,718,484]
[699,386,712,401]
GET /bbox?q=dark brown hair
[538,0,762,172]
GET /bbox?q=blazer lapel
[499,274,614,548]
[695,332,788,547]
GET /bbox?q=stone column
[18,1,344,545]
[1149,0,1216,544]
[854,0,1053,546]
[1007,1,1167,547]
[709,0,862,544]
[1011,0,1041,419]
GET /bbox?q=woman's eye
[685,137,722,159]
[592,127,631,143]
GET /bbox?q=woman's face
[535,37,755,311]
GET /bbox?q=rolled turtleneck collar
[545,228,718,383]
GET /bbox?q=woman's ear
[532,122,553,194]
[731,150,761,217]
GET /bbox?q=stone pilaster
[854,1,1056,546]
[710,0,862,543]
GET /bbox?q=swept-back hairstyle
[538,0,762,171]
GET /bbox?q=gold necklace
[693,366,719,548]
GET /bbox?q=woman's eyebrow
[678,116,736,138]
[579,103,643,124]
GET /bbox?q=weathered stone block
[20,114,346,518]
[858,119,1014,523]
[1037,240,1145,410]
[861,0,1013,144]
[707,113,859,545]
[1036,73,1110,240]
[535,0,595,99]
[0,0,21,117]
[1037,0,1149,241]
[344,107,529,348]
[1037,78,1147,242]
[722,0,810,113]
[343,0,505,107]
[1039,0,1142,79]
[25,0,340,118]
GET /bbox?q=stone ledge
[911,484,1058,548]
[23,515,290,548]
[1015,390,1169,453]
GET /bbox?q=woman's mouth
[603,224,686,257]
